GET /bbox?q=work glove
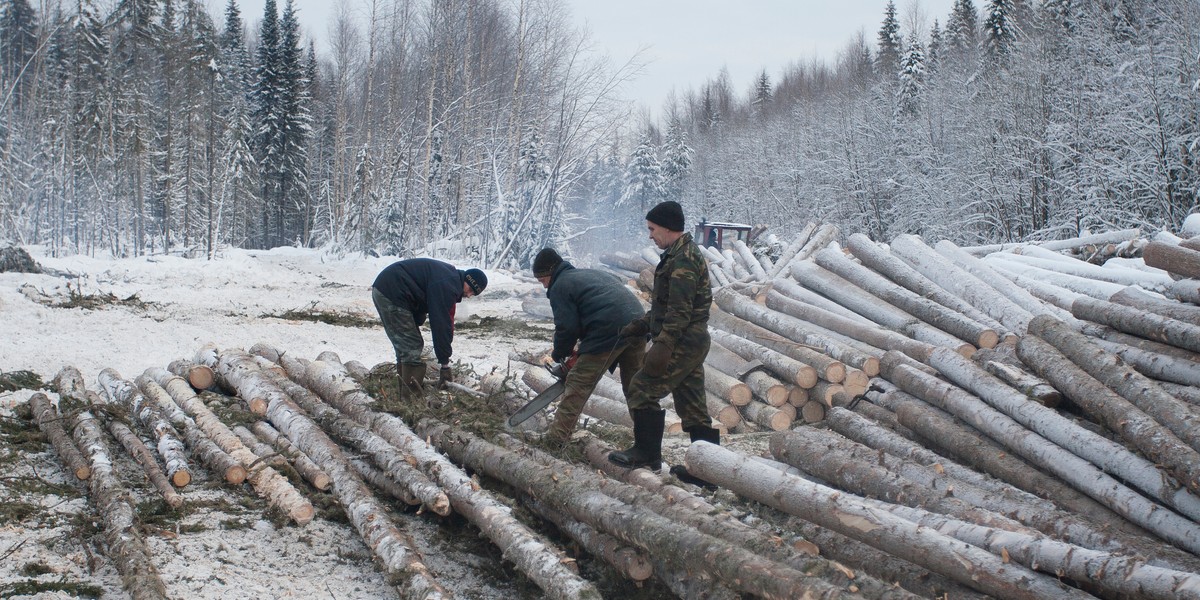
[548,352,578,380]
[437,365,453,389]
[642,342,672,377]
[618,320,649,340]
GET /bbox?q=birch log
[883,353,1200,561]
[1016,335,1200,520]
[931,345,1200,518]
[706,341,789,406]
[685,443,1093,600]
[1109,285,1200,327]
[27,392,91,480]
[135,373,246,485]
[708,326,819,388]
[1003,245,1175,288]
[97,368,191,487]
[936,240,1069,321]
[791,259,975,353]
[520,495,653,582]
[520,367,636,429]
[970,347,1062,407]
[763,288,935,363]
[767,221,817,278]
[68,405,168,600]
[1028,315,1200,453]
[198,350,449,599]
[731,239,769,281]
[141,369,314,525]
[769,275,872,323]
[711,298,849,381]
[250,420,332,491]
[419,420,852,600]
[1070,295,1200,353]
[167,359,213,390]
[889,234,1037,334]
[703,365,751,406]
[54,369,181,508]
[846,234,1010,336]
[272,354,595,600]
[814,247,999,348]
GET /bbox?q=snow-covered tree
[661,118,693,202]
[896,40,926,117]
[0,0,38,108]
[983,0,1020,64]
[876,1,903,79]
[622,136,665,210]
[944,0,978,66]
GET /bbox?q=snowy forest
[0,0,1198,268]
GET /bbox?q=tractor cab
[696,219,754,250]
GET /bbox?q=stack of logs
[576,214,1200,598]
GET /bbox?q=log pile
[580,220,1200,597]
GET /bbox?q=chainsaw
[507,352,577,427]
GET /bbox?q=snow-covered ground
[0,245,552,600]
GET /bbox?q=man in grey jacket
[533,248,646,444]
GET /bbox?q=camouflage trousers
[548,340,646,442]
[371,287,424,366]
[625,327,711,429]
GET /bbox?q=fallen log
[347,456,420,505]
[199,349,449,599]
[167,359,214,390]
[599,251,653,273]
[814,247,999,348]
[792,259,975,354]
[520,495,653,582]
[1144,240,1200,279]
[731,239,769,281]
[97,368,191,487]
[53,369,180,508]
[232,425,289,470]
[763,288,934,363]
[271,354,592,600]
[1109,286,1200,327]
[1071,295,1200,353]
[933,344,1200,519]
[250,420,332,491]
[986,254,1128,299]
[969,347,1061,407]
[66,401,168,599]
[889,234,1036,334]
[936,240,1070,321]
[1003,245,1174,289]
[141,369,314,524]
[420,420,859,600]
[134,373,246,485]
[767,221,818,278]
[769,275,871,323]
[27,392,91,480]
[961,229,1142,256]
[711,299,848,381]
[1168,278,1200,303]
[709,326,819,388]
[685,442,1093,600]
[879,503,1200,600]
[703,365,751,406]
[882,390,1132,532]
[846,234,1010,336]
[1028,315,1200,454]
[520,367,638,429]
[738,398,793,431]
[706,341,789,406]
[883,353,1200,561]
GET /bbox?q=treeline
[614,0,1200,246]
[0,0,630,267]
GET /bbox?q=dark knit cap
[464,268,488,295]
[532,248,562,278]
[645,201,685,232]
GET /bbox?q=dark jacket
[546,261,645,362]
[646,232,711,348]
[372,258,464,365]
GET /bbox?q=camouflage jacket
[645,232,711,347]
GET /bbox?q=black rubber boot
[400,363,425,400]
[670,425,720,490]
[607,409,665,471]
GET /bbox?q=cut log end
[615,548,654,581]
[74,466,92,480]
[429,496,452,517]
[716,406,741,428]
[824,364,846,384]
[171,470,192,488]
[800,401,826,423]
[728,384,752,406]
[860,357,881,377]
[247,397,268,415]
[225,465,248,485]
[764,385,789,406]
[977,329,1000,349]
[312,474,333,491]
[788,386,809,407]
[794,367,818,389]
[186,366,215,390]
[955,343,976,358]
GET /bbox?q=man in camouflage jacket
[609,201,720,486]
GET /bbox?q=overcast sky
[225,0,957,115]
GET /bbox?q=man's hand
[619,320,649,339]
[438,365,453,388]
[642,342,671,377]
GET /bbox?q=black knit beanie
[532,248,562,278]
[464,268,488,295]
[645,201,685,232]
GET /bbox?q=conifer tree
[622,136,665,210]
[876,1,903,79]
[0,0,38,108]
[661,118,693,202]
[983,0,1019,64]
[945,0,979,64]
[896,40,926,117]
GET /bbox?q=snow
[0,245,549,600]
